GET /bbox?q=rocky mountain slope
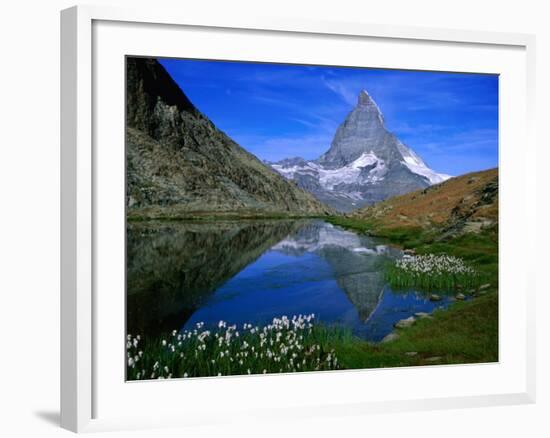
[352,168,498,236]
[271,90,450,212]
[126,57,331,218]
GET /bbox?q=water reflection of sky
[184,221,454,342]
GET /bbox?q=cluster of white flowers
[396,253,475,276]
[126,334,144,375]
[126,314,339,381]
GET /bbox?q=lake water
[127,219,453,342]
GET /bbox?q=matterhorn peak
[271,86,451,212]
[357,89,379,107]
[358,89,372,104]
[355,89,384,126]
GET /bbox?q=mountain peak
[358,89,371,104]
[356,89,384,126]
[357,89,378,108]
[274,86,450,211]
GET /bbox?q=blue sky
[160,58,498,176]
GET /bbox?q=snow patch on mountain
[398,151,449,185]
[402,158,451,184]
[396,142,451,184]
[272,151,388,192]
[270,162,316,179]
[317,152,386,189]
[270,222,390,255]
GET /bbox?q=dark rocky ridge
[126,57,332,217]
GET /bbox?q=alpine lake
[127,219,457,343]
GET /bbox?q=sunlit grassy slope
[351,167,498,232]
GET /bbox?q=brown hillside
[352,168,498,234]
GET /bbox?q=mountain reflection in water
[127,219,453,342]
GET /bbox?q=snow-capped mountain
[271,221,391,256]
[270,90,451,212]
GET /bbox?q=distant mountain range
[126,57,332,218]
[270,90,450,212]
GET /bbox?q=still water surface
[127,219,453,342]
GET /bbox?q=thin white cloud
[322,78,358,106]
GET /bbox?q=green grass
[331,291,498,368]
[127,315,346,380]
[385,263,483,292]
[128,291,499,379]
[127,210,330,223]
[327,216,498,288]
[418,229,498,280]
[326,216,428,245]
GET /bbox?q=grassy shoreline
[327,216,498,285]
[127,209,332,223]
[332,291,498,369]
[127,315,346,380]
[324,215,499,367]
[128,289,498,380]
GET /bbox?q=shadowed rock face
[127,220,302,336]
[271,90,450,212]
[126,57,331,217]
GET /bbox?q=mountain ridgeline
[126,57,332,218]
[271,90,450,212]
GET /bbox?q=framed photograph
[61,5,536,433]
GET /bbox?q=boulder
[456,293,466,300]
[394,316,416,329]
[429,294,441,301]
[381,332,400,343]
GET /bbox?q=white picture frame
[60,4,537,433]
